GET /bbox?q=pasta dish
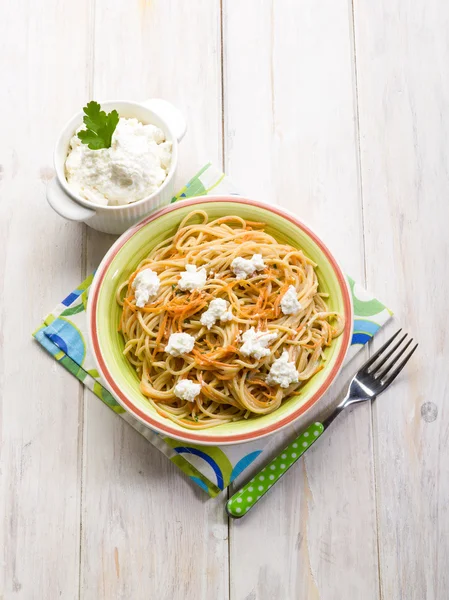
[117,210,344,429]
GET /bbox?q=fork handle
[226,421,324,518]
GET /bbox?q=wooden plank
[223,1,380,598]
[80,1,228,598]
[353,1,449,598]
[0,0,91,597]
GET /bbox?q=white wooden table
[1,1,447,598]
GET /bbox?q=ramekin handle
[142,98,187,143]
[47,178,96,222]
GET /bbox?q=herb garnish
[77,101,119,150]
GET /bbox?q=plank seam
[349,1,382,599]
[220,1,231,598]
[79,1,97,597]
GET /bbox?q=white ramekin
[46,99,187,235]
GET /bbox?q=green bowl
[87,196,353,445]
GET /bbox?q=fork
[226,330,418,518]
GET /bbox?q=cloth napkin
[34,164,392,497]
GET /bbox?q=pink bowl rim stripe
[88,196,352,445]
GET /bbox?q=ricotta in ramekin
[65,118,172,206]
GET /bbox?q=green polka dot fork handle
[226,422,324,517]
[226,329,418,518]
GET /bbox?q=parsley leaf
[77,101,119,150]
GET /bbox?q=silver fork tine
[375,337,414,380]
[370,332,408,375]
[381,343,419,388]
[361,329,402,372]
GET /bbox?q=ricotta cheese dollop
[266,351,299,388]
[174,379,201,402]
[280,285,302,316]
[65,117,172,206]
[231,254,265,280]
[178,264,207,291]
[200,298,233,329]
[240,327,278,360]
[132,269,161,308]
[165,332,195,357]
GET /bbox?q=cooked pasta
[117,210,345,429]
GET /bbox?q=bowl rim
[87,196,353,445]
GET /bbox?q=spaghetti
[117,210,345,429]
